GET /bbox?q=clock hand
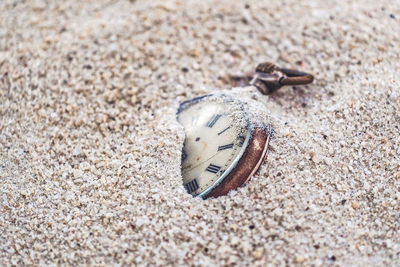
[182,151,220,173]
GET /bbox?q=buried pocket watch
[177,62,314,199]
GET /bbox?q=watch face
[177,95,251,198]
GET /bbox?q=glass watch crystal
[177,94,270,199]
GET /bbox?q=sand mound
[1,0,399,265]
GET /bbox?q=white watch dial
[177,95,250,197]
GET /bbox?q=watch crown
[251,62,314,95]
[251,62,285,95]
[255,62,280,74]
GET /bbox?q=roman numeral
[206,164,221,174]
[184,178,199,194]
[206,114,222,128]
[218,143,234,151]
[237,135,246,147]
[181,149,187,162]
[217,126,231,135]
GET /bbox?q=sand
[1,0,399,265]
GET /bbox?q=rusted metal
[204,126,272,199]
[250,62,314,94]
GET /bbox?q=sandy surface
[1,0,399,265]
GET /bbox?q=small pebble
[254,250,263,260]
[295,256,305,263]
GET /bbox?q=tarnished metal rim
[197,125,252,198]
[204,126,271,199]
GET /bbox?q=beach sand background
[1,0,399,265]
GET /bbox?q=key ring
[249,62,314,95]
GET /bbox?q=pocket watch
[177,62,314,199]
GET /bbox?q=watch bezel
[198,125,253,198]
[204,126,271,199]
